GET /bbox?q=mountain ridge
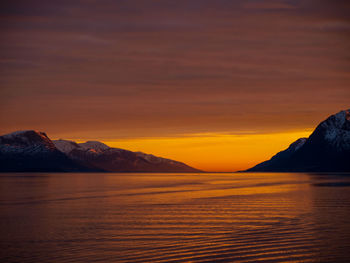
[0,130,90,172]
[0,131,200,173]
[246,109,350,172]
[53,139,200,173]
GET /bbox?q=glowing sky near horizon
[102,130,313,172]
[0,0,349,171]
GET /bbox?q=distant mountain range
[0,131,200,172]
[246,109,350,172]
[2,109,349,173]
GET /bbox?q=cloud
[242,0,297,10]
[0,0,349,139]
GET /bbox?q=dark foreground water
[1,172,350,263]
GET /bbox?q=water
[1,172,350,262]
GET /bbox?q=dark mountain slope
[247,109,350,172]
[0,130,89,172]
[53,139,200,173]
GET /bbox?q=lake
[1,172,350,262]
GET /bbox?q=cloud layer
[1,0,349,139]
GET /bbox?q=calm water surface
[1,172,350,262]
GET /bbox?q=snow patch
[79,141,110,151]
[53,140,80,153]
[321,109,350,151]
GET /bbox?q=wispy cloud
[0,0,349,139]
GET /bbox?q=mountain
[247,109,350,172]
[0,130,89,172]
[53,139,200,172]
[0,129,200,172]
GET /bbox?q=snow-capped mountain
[53,139,200,172]
[0,130,88,172]
[79,141,111,151]
[313,109,350,152]
[247,109,350,172]
[0,130,55,153]
[0,130,200,172]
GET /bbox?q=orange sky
[0,0,349,171]
[99,130,313,172]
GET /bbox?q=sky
[0,0,349,171]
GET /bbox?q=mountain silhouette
[247,109,350,172]
[0,130,200,172]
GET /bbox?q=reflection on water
[1,172,350,262]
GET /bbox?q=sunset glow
[1,1,350,262]
[74,130,313,172]
[1,0,349,171]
